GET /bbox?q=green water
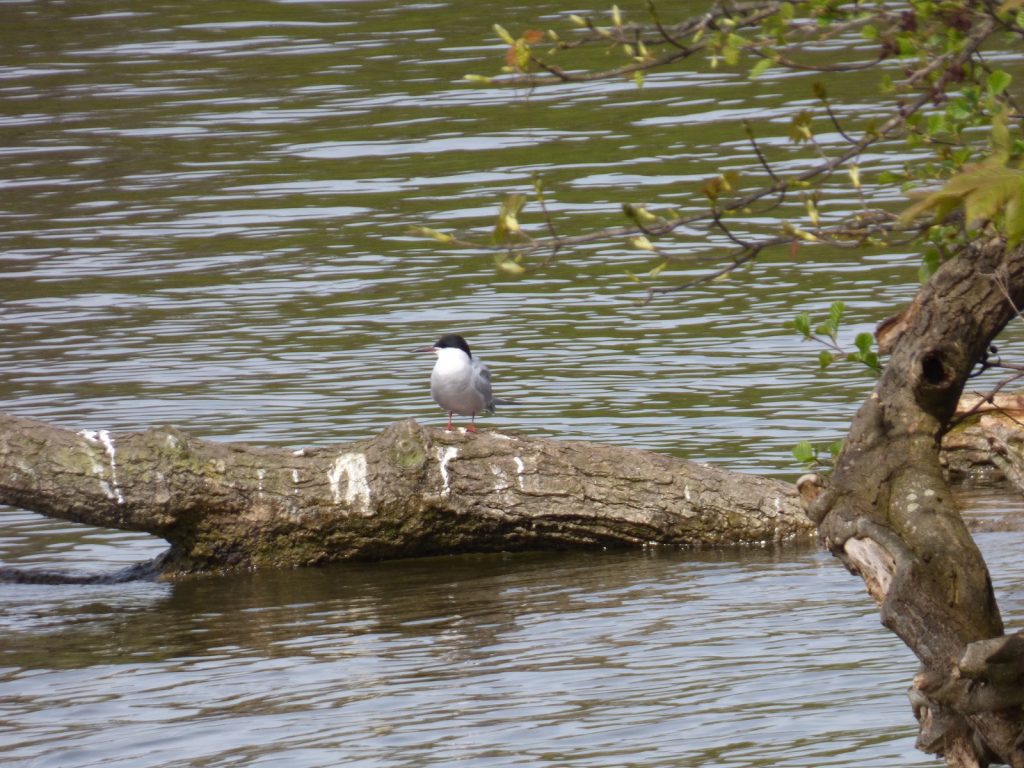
[0,0,935,468]
[2,2,1023,766]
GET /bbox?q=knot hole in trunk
[914,348,963,419]
[920,350,952,388]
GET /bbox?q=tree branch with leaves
[416,0,1022,299]
[414,1,1024,764]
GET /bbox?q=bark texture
[802,238,1024,767]
[0,413,811,575]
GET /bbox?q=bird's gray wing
[472,359,496,411]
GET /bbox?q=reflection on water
[3,0,1024,765]
[0,540,926,768]
[3,493,1023,767]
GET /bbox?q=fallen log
[942,392,1024,489]
[0,411,812,576]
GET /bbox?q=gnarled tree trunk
[801,237,1024,767]
[0,413,811,575]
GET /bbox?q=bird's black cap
[434,334,472,358]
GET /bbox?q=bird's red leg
[446,412,455,431]
[466,414,477,433]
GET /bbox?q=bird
[418,333,506,432]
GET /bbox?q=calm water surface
[2,1,1023,765]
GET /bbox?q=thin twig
[646,0,693,52]
[951,371,1024,430]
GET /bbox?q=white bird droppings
[328,452,371,514]
[491,464,510,491]
[513,456,525,489]
[78,428,125,505]
[438,446,459,497]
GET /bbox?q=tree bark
[801,237,1024,767]
[0,413,811,576]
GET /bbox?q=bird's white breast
[431,348,487,415]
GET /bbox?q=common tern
[418,333,507,432]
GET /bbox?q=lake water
[1,1,1022,765]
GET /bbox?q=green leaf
[1006,191,1024,247]
[988,70,1012,96]
[828,440,843,459]
[726,32,747,51]
[749,58,773,80]
[792,312,811,338]
[818,350,835,369]
[628,235,656,251]
[948,99,973,123]
[966,168,1024,227]
[828,301,845,328]
[702,172,740,201]
[788,111,813,143]
[900,158,1024,243]
[495,257,526,275]
[648,260,668,278]
[927,113,948,136]
[854,332,873,356]
[408,226,454,244]
[493,24,516,45]
[623,203,660,224]
[896,33,917,56]
[792,440,816,464]
[493,193,528,244]
[531,172,545,199]
[992,110,1012,161]
[919,249,940,284]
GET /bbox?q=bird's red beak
[415,345,438,354]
